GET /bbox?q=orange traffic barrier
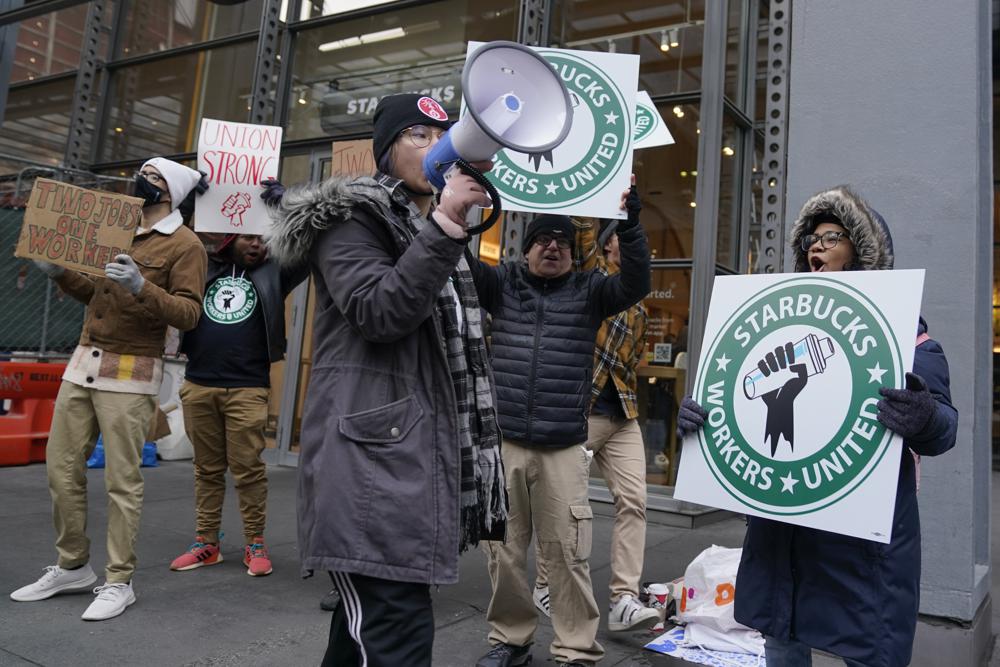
[0,361,65,466]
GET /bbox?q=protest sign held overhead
[196,118,282,235]
[633,90,675,150]
[331,139,377,178]
[14,178,143,277]
[674,270,925,543]
[465,42,639,220]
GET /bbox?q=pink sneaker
[243,537,273,577]
[170,537,223,571]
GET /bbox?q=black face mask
[134,174,165,208]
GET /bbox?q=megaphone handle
[448,158,502,237]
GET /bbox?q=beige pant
[180,381,269,544]
[47,380,155,584]
[483,440,604,665]
[537,416,647,602]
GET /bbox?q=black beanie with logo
[372,94,451,167]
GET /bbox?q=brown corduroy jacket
[55,221,207,357]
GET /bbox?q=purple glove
[260,178,285,206]
[877,372,936,439]
[677,396,708,438]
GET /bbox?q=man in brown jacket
[10,157,207,621]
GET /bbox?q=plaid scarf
[368,174,506,552]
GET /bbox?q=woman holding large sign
[678,186,958,667]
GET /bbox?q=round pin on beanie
[372,94,451,165]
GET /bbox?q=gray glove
[876,372,936,439]
[105,254,145,295]
[677,396,709,438]
[33,260,64,278]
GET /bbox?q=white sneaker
[532,585,551,618]
[10,564,97,602]
[608,594,659,632]
[81,582,135,621]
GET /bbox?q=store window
[8,3,95,83]
[100,41,257,163]
[716,112,742,269]
[119,0,262,58]
[549,0,705,98]
[285,0,518,141]
[0,77,75,169]
[724,0,747,107]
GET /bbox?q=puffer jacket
[266,175,482,585]
[734,186,959,667]
[470,221,651,447]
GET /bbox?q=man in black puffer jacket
[472,189,651,667]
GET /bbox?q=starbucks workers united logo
[487,52,630,209]
[633,100,659,144]
[205,276,257,324]
[695,278,903,516]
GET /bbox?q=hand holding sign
[105,254,145,295]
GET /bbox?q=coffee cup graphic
[743,333,835,400]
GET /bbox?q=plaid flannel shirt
[573,218,648,419]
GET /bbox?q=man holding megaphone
[266,93,506,666]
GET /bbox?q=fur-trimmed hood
[264,175,395,268]
[789,185,894,272]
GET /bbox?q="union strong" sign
[675,270,926,543]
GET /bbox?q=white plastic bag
[675,545,764,655]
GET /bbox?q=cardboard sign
[331,139,377,178]
[466,42,640,220]
[196,118,282,235]
[633,90,675,150]
[674,270,925,543]
[14,178,143,277]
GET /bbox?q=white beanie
[141,157,202,211]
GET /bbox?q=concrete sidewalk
[0,461,855,665]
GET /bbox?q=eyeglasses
[136,171,165,185]
[400,125,446,149]
[534,233,571,250]
[800,230,847,251]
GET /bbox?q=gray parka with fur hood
[266,175,474,585]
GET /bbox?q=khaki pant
[537,416,647,602]
[179,381,269,544]
[483,440,604,665]
[47,380,156,584]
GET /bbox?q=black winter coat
[470,223,651,447]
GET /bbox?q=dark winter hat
[372,94,451,166]
[789,185,894,272]
[522,214,575,253]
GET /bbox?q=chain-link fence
[0,154,133,359]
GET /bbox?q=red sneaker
[170,537,222,571]
[243,537,273,577]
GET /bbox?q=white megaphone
[422,40,573,235]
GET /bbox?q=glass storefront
[0,0,771,482]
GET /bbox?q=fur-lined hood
[264,175,394,268]
[789,185,894,272]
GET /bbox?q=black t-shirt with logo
[182,267,270,388]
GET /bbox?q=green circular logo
[633,101,659,143]
[204,276,257,324]
[694,278,903,515]
[487,51,630,210]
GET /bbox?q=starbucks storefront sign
[675,270,925,543]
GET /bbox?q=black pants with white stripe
[322,571,434,667]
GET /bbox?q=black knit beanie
[522,214,575,253]
[372,94,451,166]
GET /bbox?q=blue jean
[764,635,868,667]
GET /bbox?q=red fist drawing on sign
[221,192,252,227]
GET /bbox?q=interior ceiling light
[607,39,616,53]
[673,105,684,118]
[319,27,406,52]
[669,28,680,48]
[722,146,735,157]
[660,31,670,52]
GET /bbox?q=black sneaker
[476,643,532,667]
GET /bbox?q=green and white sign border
[693,277,904,516]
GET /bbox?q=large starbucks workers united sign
[675,270,926,543]
[464,43,640,220]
